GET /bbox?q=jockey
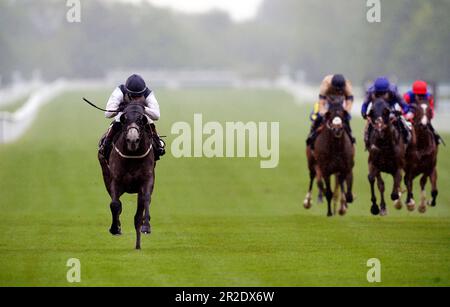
[99,74,166,161]
[403,80,441,144]
[361,77,411,149]
[306,74,355,149]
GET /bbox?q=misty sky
[117,0,264,21]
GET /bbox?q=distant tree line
[0,0,449,85]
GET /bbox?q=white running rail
[0,79,112,144]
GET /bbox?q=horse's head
[119,99,149,152]
[368,98,392,134]
[325,97,347,138]
[410,99,433,129]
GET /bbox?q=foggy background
[1,0,449,86]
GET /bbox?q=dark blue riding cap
[125,74,148,97]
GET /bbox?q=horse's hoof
[109,227,122,236]
[135,245,141,250]
[394,200,403,210]
[406,205,415,212]
[303,196,312,209]
[371,205,380,216]
[418,205,427,214]
[428,200,436,207]
[406,200,415,212]
[141,225,152,234]
[338,208,347,216]
[380,208,387,216]
[327,212,333,217]
[346,193,354,204]
[317,196,323,204]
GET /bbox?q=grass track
[0,88,449,286]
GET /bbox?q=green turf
[0,88,449,286]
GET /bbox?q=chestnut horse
[404,99,438,213]
[98,100,155,249]
[304,99,355,216]
[366,98,406,216]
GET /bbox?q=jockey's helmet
[412,80,428,95]
[125,74,147,98]
[374,77,390,93]
[331,74,346,90]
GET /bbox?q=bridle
[114,104,153,159]
[367,99,392,131]
[82,98,154,158]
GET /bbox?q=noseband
[126,124,140,135]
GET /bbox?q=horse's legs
[377,174,387,216]
[317,182,324,204]
[416,173,428,213]
[109,183,123,235]
[324,176,333,217]
[141,199,151,234]
[405,172,415,211]
[392,169,403,211]
[134,192,149,249]
[141,180,154,234]
[332,175,340,215]
[429,168,438,208]
[338,174,347,216]
[345,172,354,204]
[369,170,380,216]
[303,168,315,209]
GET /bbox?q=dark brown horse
[98,100,155,249]
[304,100,355,216]
[404,99,438,213]
[367,98,406,216]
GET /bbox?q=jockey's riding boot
[364,124,372,150]
[344,117,356,144]
[150,123,166,161]
[306,116,323,150]
[428,123,443,145]
[400,119,411,145]
[99,121,122,160]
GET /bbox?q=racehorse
[304,99,355,216]
[404,99,438,213]
[98,100,155,249]
[366,98,406,216]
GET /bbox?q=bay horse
[366,98,406,216]
[404,99,438,213]
[304,99,355,216]
[98,100,155,249]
